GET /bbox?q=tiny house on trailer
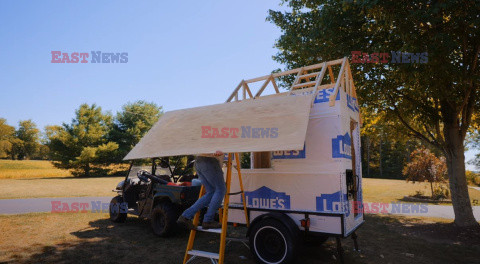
[124,57,363,263]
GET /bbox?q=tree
[109,101,163,160]
[268,0,479,226]
[361,108,421,179]
[0,118,15,159]
[47,104,118,177]
[403,148,448,199]
[13,120,40,160]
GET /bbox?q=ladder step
[292,80,317,89]
[299,71,320,79]
[228,191,243,195]
[188,250,220,259]
[195,226,222,234]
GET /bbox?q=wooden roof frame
[226,57,357,107]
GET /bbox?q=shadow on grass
[16,215,480,264]
[397,196,452,205]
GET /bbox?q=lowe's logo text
[273,145,306,159]
[201,126,278,139]
[51,51,128,63]
[314,87,340,104]
[243,186,290,209]
[316,191,350,217]
[289,88,339,104]
[332,133,352,159]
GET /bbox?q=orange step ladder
[183,153,249,264]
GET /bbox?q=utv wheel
[151,201,177,237]
[109,196,127,223]
[250,218,298,264]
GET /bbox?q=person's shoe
[202,221,222,230]
[177,216,195,230]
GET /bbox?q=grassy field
[0,160,125,199]
[362,178,480,205]
[0,160,71,179]
[1,160,479,204]
[0,213,478,264]
[0,177,124,199]
[2,176,479,204]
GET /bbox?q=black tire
[151,201,177,237]
[109,196,127,223]
[249,218,298,264]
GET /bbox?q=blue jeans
[182,156,226,222]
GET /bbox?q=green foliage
[47,104,118,177]
[240,152,251,169]
[0,118,15,158]
[268,1,479,150]
[269,0,479,225]
[109,100,163,160]
[14,120,40,160]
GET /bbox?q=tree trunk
[366,136,370,177]
[444,123,478,227]
[379,137,383,178]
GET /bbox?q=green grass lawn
[1,160,479,205]
[0,177,124,199]
[0,160,124,199]
[0,212,478,264]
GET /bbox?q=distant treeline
[0,101,162,177]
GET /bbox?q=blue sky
[0,1,477,169]
[0,0,285,127]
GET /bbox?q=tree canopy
[268,0,480,226]
[0,118,15,159]
[47,104,118,176]
[109,100,163,160]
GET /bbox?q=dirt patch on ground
[381,216,480,246]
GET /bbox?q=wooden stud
[254,76,272,98]
[329,57,347,107]
[328,65,335,84]
[234,153,250,227]
[242,81,246,100]
[292,80,317,89]
[271,76,280,94]
[243,82,254,99]
[226,80,244,102]
[310,62,327,106]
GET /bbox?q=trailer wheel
[249,218,298,264]
[151,201,177,237]
[109,196,127,223]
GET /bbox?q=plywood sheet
[124,94,314,160]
